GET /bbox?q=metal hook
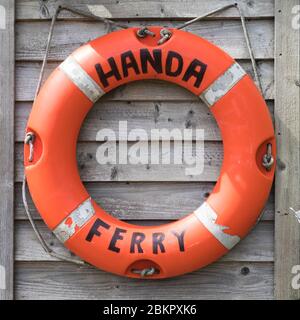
[131,267,157,277]
[158,28,172,45]
[262,143,274,171]
[137,27,155,38]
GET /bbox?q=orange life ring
[24,27,275,279]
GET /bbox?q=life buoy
[24,27,275,279]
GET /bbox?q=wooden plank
[15,182,275,221]
[15,261,274,300]
[16,19,274,61]
[15,60,274,102]
[0,0,14,301]
[274,0,300,300]
[15,100,274,142]
[15,141,223,182]
[15,100,222,142]
[16,0,274,20]
[15,220,274,262]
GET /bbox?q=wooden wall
[13,0,278,299]
[274,0,300,300]
[0,0,15,301]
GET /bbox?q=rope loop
[131,267,157,277]
[137,27,155,38]
[24,132,35,162]
[262,143,274,171]
[158,28,172,45]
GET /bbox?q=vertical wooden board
[275,0,300,300]
[0,0,15,300]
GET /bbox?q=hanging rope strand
[177,3,236,30]
[34,5,60,99]
[175,2,263,95]
[24,3,129,266]
[235,4,263,93]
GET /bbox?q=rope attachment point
[262,143,274,171]
[131,267,157,277]
[137,27,155,38]
[158,28,172,45]
[24,132,35,162]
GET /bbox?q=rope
[176,3,237,30]
[137,27,155,38]
[24,4,128,266]
[131,267,157,277]
[34,5,59,99]
[24,2,269,266]
[235,4,263,93]
[157,28,172,45]
[23,132,157,269]
[262,143,274,171]
[157,2,264,95]
[35,5,127,98]
[22,174,85,265]
[24,132,35,162]
[23,135,85,265]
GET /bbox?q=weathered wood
[16,60,274,102]
[274,0,300,300]
[13,0,277,300]
[16,100,221,141]
[16,0,274,20]
[16,19,274,61]
[15,100,274,142]
[15,220,274,262]
[16,141,223,182]
[15,261,274,300]
[15,181,275,221]
[0,0,14,301]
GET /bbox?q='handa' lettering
[95,48,207,88]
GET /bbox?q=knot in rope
[262,143,274,171]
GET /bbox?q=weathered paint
[194,202,240,250]
[200,62,246,107]
[53,198,95,243]
[59,56,104,103]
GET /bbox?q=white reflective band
[53,198,95,243]
[194,202,240,250]
[200,63,246,107]
[59,56,104,103]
